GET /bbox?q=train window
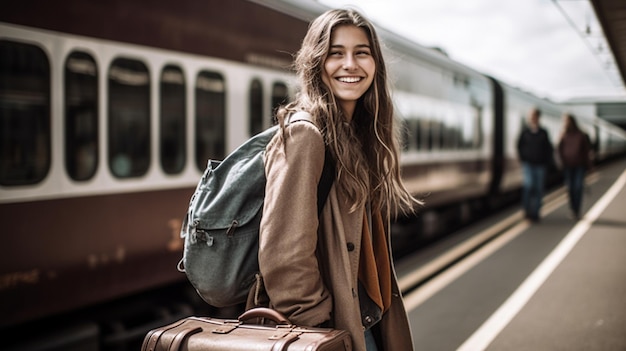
[195,71,226,171]
[419,119,429,150]
[440,123,446,149]
[426,120,434,151]
[438,122,445,149]
[430,121,443,151]
[160,65,186,175]
[400,119,410,151]
[108,58,150,178]
[271,82,289,124]
[449,126,460,150]
[0,40,51,186]
[65,51,98,181]
[471,106,484,149]
[414,119,422,151]
[443,112,460,150]
[249,79,263,136]
[462,107,480,149]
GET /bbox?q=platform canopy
[591,0,626,87]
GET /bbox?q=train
[1,0,625,348]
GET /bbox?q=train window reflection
[160,65,186,175]
[108,58,150,178]
[195,71,225,171]
[65,51,98,181]
[271,82,289,124]
[249,79,263,136]
[0,40,51,186]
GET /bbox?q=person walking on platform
[517,108,554,222]
[558,113,592,220]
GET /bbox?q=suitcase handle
[238,307,290,325]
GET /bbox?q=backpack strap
[287,110,314,124]
[286,110,335,215]
[317,148,335,215]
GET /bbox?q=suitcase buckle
[211,321,240,334]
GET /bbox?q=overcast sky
[317,0,626,102]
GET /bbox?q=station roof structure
[591,0,626,87]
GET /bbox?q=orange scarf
[358,209,392,312]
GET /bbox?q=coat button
[346,242,355,251]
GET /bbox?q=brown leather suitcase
[141,307,352,351]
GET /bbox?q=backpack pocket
[180,210,261,307]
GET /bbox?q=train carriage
[1,0,309,331]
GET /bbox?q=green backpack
[178,112,334,307]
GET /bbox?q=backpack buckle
[193,230,214,247]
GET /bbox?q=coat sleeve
[259,121,332,326]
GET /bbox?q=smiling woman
[250,8,421,351]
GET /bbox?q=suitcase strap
[169,325,203,351]
[142,319,186,351]
[270,332,300,351]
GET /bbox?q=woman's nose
[342,54,357,70]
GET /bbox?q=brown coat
[558,130,591,168]
[250,120,414,350]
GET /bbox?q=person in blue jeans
[558,113,592,220]
[517,108,554,222]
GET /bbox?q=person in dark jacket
[558,113,592,220]
[517,108,553,222]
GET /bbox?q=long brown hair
[276,8,421,217]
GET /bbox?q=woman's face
[322,24,375,119]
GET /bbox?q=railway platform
[398,157,626,351]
